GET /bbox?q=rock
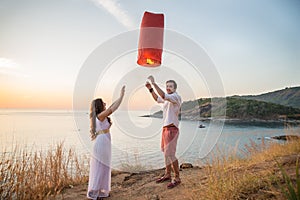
[180,163,193,169]
[149,194,160,200]
[199,102,212,115]
[271,135,300,141]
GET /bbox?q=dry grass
[118,149,149,173]
[188,136,300,200]
[0,142,89,199]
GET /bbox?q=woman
[87,86,125,199]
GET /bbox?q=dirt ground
[53,154,299,200]
[53,165,205,200]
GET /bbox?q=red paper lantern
[137,11,164,67]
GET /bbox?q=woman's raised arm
[97,86,125,121]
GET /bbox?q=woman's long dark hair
[90,98,111,135]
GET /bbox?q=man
[145,75,182,189]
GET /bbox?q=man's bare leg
[172,159,180,180]
[170,155,180,180]
[164,156,172,177]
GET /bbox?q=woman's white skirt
[87,133,111,199]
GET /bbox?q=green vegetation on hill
[150,97,300,121]
[225,97,300,119]
[180,97,300,120]
[148,86,300,121]
[236,86,300,109]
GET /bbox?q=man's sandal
[167,179,181,189]
[155,176,171,183]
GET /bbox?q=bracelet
[149,88,154,93]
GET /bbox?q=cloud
[0,58,29,78]
[90,0,136,29]
[0,58,19,68]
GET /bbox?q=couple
[87,76,182,199]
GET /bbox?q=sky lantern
[137,11,164,67]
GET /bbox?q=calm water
[0,109,298,170]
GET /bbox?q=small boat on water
[198,124,205,128]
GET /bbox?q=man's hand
[145,82,152,89]
[145,75,159,101]
[148,75,155,84]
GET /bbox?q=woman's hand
[120,85,125,97]
[90,132,96,141]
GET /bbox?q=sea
[0,109,299,170]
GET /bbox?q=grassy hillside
[148,87,300,121]
[181,97,300,120]
[236,86,300,109]
[150,97,300,121]
[225,97,300,120]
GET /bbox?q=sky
[0,0,299,110]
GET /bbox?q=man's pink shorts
[161,126,179,156]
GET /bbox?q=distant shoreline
[140,114,300,126]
